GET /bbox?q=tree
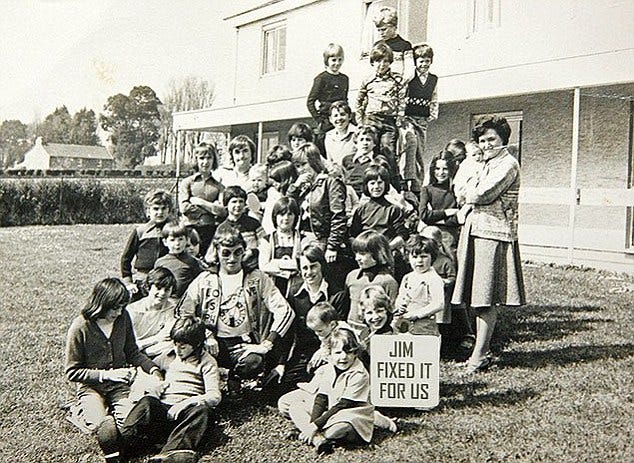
[0,120,30,168]
[36,106,72,144]
[159,76,215,165]
[69,108,100,145]
[100,86,162,168]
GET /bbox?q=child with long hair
[281,327,374,454]
[65,278,161,463]
[262,160,299,234]
[345,230,398,333]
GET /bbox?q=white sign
[370,334,440,408]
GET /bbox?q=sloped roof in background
[44,143,112,160]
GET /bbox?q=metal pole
[257,121,264,163]
[568,87,580,264]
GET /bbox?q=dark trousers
[365,113,400,191]
[217,336,265,380]
[120,396,213,454]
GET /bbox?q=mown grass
[0,224,632,463]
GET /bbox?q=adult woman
[290,143,354,290]
[451,116,525,374]
[179,142,226,256]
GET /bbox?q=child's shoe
[463,356,494,375]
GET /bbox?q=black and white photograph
[1,1,633,462]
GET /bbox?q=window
[470,110,523,162]
[259,131,279,163]
[467,0,501,36]
[262,21,286,75]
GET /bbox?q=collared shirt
[325,124,358,166]
[294,278,329,304]
[179,172,224,226]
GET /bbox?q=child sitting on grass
[280,327,374,455]
[154,221,204,299]
[394,235,444,336]
[121,189,173,300]
[127,267,177,361]
[65,278,161,463]
[119,316,221,463]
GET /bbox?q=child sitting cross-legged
[154,221,204,299]
[119,316,221,463]
[280,327,374,455]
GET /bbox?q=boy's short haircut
[413,44,434,61]
[213,225,246,250]
[323,43,344,66]
[287,122,315,144]
[249,163,268,178]
[266,145,293,167]
[300,243,328,275]
[354,125,378,145]
[146,266,177,291]
[328,100,352,117]
[307,302,339,325]
[373,6,398,27]
[144,189,173,209]
[222,185,248,206]
[406,235,438,261]
[227,135,257,165]
[193,142,220,171]
[161,220,188,239]
[370,41,394,64]
[170,315,206,352]
[419,225,443,247]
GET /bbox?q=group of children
[63,6,492,462]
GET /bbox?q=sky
[0,0,234,124]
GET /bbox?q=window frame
[261,20,287,76]
[466,0,501,37]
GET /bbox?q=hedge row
[0,178,178,227]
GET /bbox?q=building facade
[16,137,114,170]
[172,0,634,273]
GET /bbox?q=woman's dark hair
[82,278,130,321]
[471,116,512,146]
[266,144,293,167]
[428,150,457,184]
[268,160,298,195]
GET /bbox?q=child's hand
[299,424,319,444]
[324,248,337,263]
[167,400,194,420]
[124,282,138,295]
[102,367,136,384]
[205,336,219,357]
[308,348,328,372]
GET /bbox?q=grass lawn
[0,224,632,463]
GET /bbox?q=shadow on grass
[497,343,634,369]
[495,304,611,349]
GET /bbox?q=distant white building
[173,0,634,273]
[16,137,114,170]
